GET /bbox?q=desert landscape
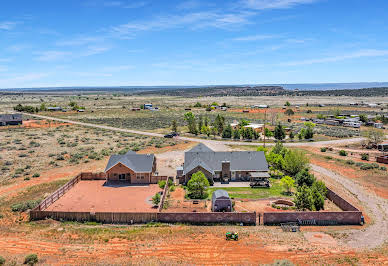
[1,91,387,265]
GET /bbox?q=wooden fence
[263,187,362,225]
[150,175,168,184]
[377,155,388,164]
[34,172,106,211]
[158,177,170,212]
[35,174,82,211]
[30,210,256,225]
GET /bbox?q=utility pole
[263,109,267,148]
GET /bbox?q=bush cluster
[11,200,41,212]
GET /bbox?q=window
[119,174,125,180]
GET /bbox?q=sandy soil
[46,181,161,212]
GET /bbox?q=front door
[119,174,126,181]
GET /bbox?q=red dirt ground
[23,120,71,128]
[46,181,162,212]
[165,187,211,212]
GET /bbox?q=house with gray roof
[104,151,156,184]
[181,143,269,184]
[0,114,22,126]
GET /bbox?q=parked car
[164,134,174,138]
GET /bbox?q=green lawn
[206,178,291,199]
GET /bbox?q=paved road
[21,113,371,148]
[311,164,388,250]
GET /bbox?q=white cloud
[123,1,147,8]
[279,49,388,66]
[82,46,111,56]
[0,21,18,30]
[35,51,72,62]
[232,34,279,41]
[241,0,318,10]
[0,73,49,88]
[109,11,254,37]
[7,44,29,52]
[56,36,103,46]
[0,58,12,63]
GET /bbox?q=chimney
[221,161,231,180]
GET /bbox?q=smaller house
[244,123,264,132]
[104,151,156,184]
[378,142,388,152]
[144,103,153,110]
[0,114,22,126]
[212,190,232,212]
[47,107,62,111]
[374,123,383,129]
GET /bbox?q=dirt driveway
[311,164,388,250]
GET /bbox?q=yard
[46,181,162,212]
[207,178,289,200]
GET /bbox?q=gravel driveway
[311,164,388,250]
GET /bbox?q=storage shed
[211,190,232,212]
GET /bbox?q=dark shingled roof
[0,114,22,122]
[184,144,268,174]
[104,151,154,173]
[212,189,230,199]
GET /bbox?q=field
[0,92,388,264]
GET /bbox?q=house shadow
[103,181,150,188]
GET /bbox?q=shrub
[32,173,40,178]
[346,160,355,165]
[360,163,373,170]
[24,254,38,265]
[152,193,161,206]
[158,180,166,189]
[339,150,348,156]
[360,153,369,161]
[320,147,327,152]
[11,200,41,212]
[0,256,5,265]
[380,166,387,171]
[370,163,380,169]
[324,156,333,160]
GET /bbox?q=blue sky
[1,0,388,88]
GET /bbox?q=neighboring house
[182,143,269,184]
[104,151,156,184]
[230,121,264,132]
[212,190,232,212]
[0,114,22,126]
[47,107,62,111]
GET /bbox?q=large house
[104,151,156,184]
[181,143,269,184]
[0,114,22,126]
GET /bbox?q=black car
[164,132,179,138]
